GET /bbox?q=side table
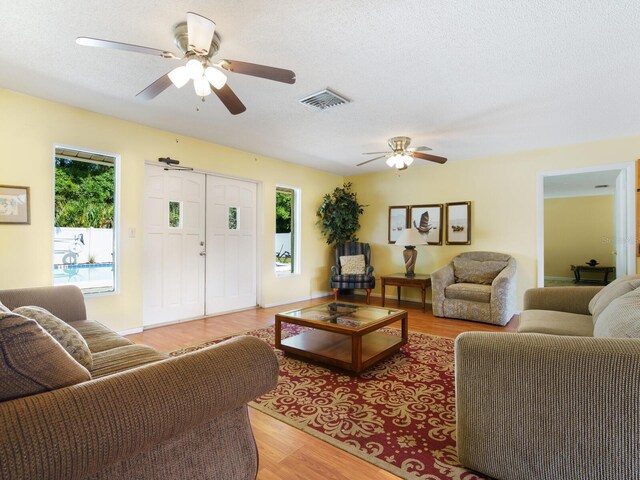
[381,273,431,312]
[570,265,615,285]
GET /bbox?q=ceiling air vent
[299,88,351,111]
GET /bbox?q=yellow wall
[347,137,639,308]
[2,88,638,325]
[0,89,341,331]
[544,196,615,278]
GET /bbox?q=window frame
[52,145,120,296]
[275,185,301,276]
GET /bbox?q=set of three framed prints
[389,201,471,246]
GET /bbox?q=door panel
[143,165,206,326]
[206,176,257,315]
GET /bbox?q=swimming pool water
[53,263,114,290]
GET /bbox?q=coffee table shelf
[275,302,408,374]
[280,330,404,370]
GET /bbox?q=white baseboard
[262,291,332,308]
[117,327,143,335]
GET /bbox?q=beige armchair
[431,251,516,325]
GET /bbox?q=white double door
[143,165,257,326]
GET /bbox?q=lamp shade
[168,66,190,88]
[193,75,212,96]
[395,227,426,246]
[186,58,204,79]
[205,66,227,89]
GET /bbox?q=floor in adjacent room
[127,295,519,480]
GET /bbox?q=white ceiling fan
[76,12,296,115]
[357,136,447,170]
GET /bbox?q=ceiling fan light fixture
[403,154,414,166]
[186,58,204,79]
[193,74,212,96]
[204,66,227,89]
[394,156,405,169]
[168,66,190,88]
[386,157,396,168]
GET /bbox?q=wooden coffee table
[275,302,408,374]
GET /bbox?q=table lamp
[395,227,427,277]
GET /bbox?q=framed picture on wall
[446,201,471,245]
[410,204,443,245]
[0,185,30,224]
[388,206,409,243]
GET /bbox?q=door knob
[200,250,206,256]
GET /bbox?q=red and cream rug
[170,325,487,480]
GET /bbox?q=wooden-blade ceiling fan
[76,12,296,115]
[357,136,447,170]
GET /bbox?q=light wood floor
[127,295,519,480]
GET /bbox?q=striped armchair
[330,242,375,304]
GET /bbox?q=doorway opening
[537,163,635,287]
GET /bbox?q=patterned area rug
[170,325,487,480]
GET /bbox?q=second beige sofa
[455,275,640,480]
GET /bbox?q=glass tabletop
[278,302,403,330]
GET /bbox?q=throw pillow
[0,300,9,313]
[453,257,508,285]
[0,312,91,402]
[14,306,93,370]
[340,254,366,275]
[593,287,640,338]
[588,275,640,324]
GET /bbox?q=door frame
[143,160,263,320]
[536,162,636,287]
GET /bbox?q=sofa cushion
[14,306,93,370]
[588,275,640,324]
[91,344,168,378]
[453,257,507,285]
[517,310,594,336]
[445,283,492,303]
[0,312,91,401]
[340,254,366,274]
[593,288,640,338]
[69,319,134,353]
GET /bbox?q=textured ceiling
[1,0,639,175]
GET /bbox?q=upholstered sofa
[455,275,640,480]
[0,285,279,480]
[431,251,516,325]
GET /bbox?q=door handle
[200,250,206,256]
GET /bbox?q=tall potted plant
[316,182,366,245]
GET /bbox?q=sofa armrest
[489,260,517,325]
[0,335,278,480]
[430,262,454,316]
[455,332,640,480]
[523,286,602,314]
[331,265,340,275]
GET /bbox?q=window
[275,186,300,274]
[228,206,238,230]
[53,147,118,294]
[169,201,182,228]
